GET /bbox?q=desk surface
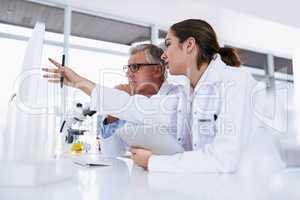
[0,155,299,200]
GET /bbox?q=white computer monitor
[1,22,55,161]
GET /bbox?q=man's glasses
[123,63,162,73]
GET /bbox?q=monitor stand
[280,139,300,168]
[0,159,76,187]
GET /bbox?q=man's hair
[130,44,166,82]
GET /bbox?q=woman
[130,19,254,173]
[43,19,254,173]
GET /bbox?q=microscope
[60,102,96,153]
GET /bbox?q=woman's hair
[170,19,241,69]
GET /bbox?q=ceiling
[195,0,300,29]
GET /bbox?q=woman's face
[161,30,188,76]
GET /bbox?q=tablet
[73,156,113,167]
[115,124,184,155]
[73,158,112,167]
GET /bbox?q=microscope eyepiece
[76,103,83,107]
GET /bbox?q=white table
[0,154,299,200]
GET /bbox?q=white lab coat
[148,55,256,173]
[91,81,191,158]
[91,54,255,173]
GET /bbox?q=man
[44,44,190,166]
[98,44,175,158]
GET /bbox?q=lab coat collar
[193,54,226,94]
[157,80,172,95]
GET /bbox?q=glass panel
[0,0,64,37]
[71,11,151,45]
[274,56,293,75]
[68,46,129,103]
[236,48,268,70]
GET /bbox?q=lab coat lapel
[194,55,225,93]
[191,55,226,148]
[192,55,225,115]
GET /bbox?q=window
[69,11,137,103]
[223,46,268,81]
[0,0,64,35]
[71,11,151,45]
[273,56,293,82]
[158,29,167,48]
[235,48,268,70]
[68,45,129,103]
[159,29,167,39]
[274,56,293,75]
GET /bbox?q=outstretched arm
[42,58,96,96]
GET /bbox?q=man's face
[126,51,161,95]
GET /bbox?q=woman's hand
[42,58,96,96]
[43,58,81,86]
[129,147,152,170]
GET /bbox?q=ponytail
[171,19,242,69]
[218,47,241,67]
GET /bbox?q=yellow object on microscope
[71,143,83,153]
